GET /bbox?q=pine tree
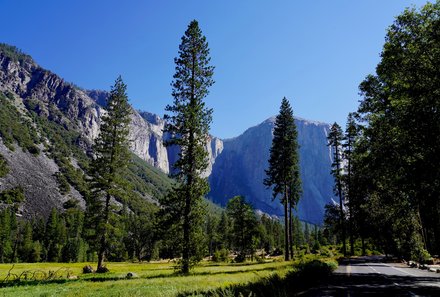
[264,97,301,261]
[343,113,357,256]
[217,211,230,250]
[328,122,346,256]
[226,196,258,262]
[163,20,214,273]
[89,76,132,271]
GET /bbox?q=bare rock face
[132,111,169,173]
[0,142,85,217]
[202,136,224,178]
[0,52,103,144]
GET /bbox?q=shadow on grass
[177,260,336,297]
[0,263,290,288]
[0,278,72,288]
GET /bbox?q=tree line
[0,194,328,264]
[325,1,440,262]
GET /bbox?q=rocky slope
[0,44,173,217]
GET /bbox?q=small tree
[163,20,214,273]
[264,97,300,261]
[89,76,132,271]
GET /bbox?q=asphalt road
[301,257,440,296]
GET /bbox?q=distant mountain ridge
[0,43,334,224]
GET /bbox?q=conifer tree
[89,76,132,272]
[226,196,258,261]
[343,113,357,256]
[163,20,214,273]
[264,97,301,261]
[328,122,346,256]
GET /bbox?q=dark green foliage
[0,208,17,263]
[163,20,214,273]
[0,207,88,264]
[124,210,157,262]
[0,154,9,177]
[0,93,40,154]
[54,172,71,195]
[44,208,67,262]
[264,97,301,261]
[88,76,132,271]
[226,196,258,261]
[259,214,284,255]
[0,187,25,211]
[346,1,440,260]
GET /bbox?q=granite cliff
[208,117,334,224]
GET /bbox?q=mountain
[208,117,334,224]
[0,44,173,217]
[0,44,334,224]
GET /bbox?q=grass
[0,260,295,297]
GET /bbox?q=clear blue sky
[0,0,429,138]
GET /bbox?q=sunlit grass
[0,260,293,297]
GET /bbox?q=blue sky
[0,0,429,138]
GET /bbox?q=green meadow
[0,260,299,297]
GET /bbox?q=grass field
[0,260,296,297]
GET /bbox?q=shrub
[212,248,229,262]
[296,259,337,279]
[0,154,9,177]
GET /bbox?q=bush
[416,248,433,264]
[212,248,229,262]
[319,246,334,258]
[296,259,337,279]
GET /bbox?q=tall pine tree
[343,113,357,256]
[89,76,131,271]
[327,122,346,256]
[264,97,301,261]
[163,20,214,273]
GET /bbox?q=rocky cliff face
[0,51,102,144]
[208,117,334,224]
[86,90,222,176]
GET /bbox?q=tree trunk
[283,188,290,261]
[361,234,366,256]
[289,203,294,259]
[182,179,191,274]
[97,192,111,271]
[349,216,354,256]
[335,145,347,257]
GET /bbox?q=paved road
[302,257,440,296]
